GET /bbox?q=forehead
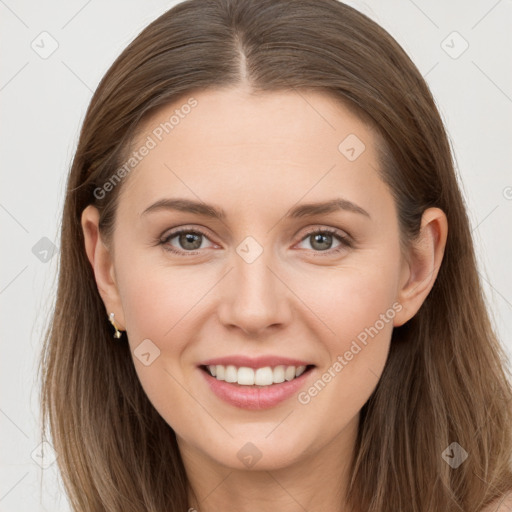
[135,86,373,152]
[117,87,389,220]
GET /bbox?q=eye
[295,227,353,255]
[159,227,216,255]
[158,226,353,257]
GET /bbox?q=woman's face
[95,87,413,471]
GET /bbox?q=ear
[393,207,448,327]
[81,205,125,329]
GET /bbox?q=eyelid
[160,225,213,242]
[298,225,352,243]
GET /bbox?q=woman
[39,0,512,510]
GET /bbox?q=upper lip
[198,355,314,369]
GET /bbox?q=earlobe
[81,205,126,329]
[393,207,448,327]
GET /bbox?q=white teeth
[215,365,225,380]
[295,365,306,377]
[285,366,296,381]
[225,365,237,383]
[255,367,273,386]
[273,365,285,383]
[205,364,309,386]
[238,367,255,385]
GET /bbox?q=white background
[1,0,511,510]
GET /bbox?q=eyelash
[158,226,353,257]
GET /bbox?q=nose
[216,251,292,337]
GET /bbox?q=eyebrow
[141,197,370,220]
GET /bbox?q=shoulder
[482,491,512,512]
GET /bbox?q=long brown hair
[39,0,512,510]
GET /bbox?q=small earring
[109,312,123,339]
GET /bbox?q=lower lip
[199,367,314,410]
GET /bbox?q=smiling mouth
[200,364,315,387]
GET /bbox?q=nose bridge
[218,240,289,334]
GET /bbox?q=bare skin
[82,86,447,512]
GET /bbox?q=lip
[198,355,313,369]
[199,364,315,410]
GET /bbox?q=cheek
[290,251,401,343]
[290,252,400,412]
[114,256,208,420]
[116,251,206,344]
[293,291,396,440]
